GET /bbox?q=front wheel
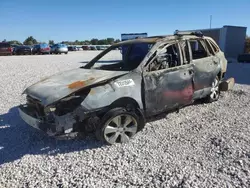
[204,77,220,103]
[96,108,143,145]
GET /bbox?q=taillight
[8,47,12,52]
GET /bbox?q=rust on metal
[68,81,85,89]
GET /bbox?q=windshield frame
[83,41,156,71]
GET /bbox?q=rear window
[58,44,67,47]
[40,43,49,48]
[0,43,10,48]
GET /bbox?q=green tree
[90,38,99,45]
[49,40,54,45]
[107,38,115,44]
[23,36,38,45]
[98,39,108,45]
[114,39,121,43]
[8,40,22,45]
[75,40,79,45]
[83,40,90,45]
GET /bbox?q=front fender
[81,73,143,111]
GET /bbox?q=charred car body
[19,31,229,144]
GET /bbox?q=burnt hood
[23,68,128,106]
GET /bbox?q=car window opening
[189,40,208,59]
[147,43,181,72]
[204,39,215,56]
[83,42,154,71]
[179,40,190,64]
[208,40,220,53]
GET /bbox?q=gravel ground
[0,52,250,187]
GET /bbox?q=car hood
[24,68,128,106]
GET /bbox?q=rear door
[143,42,195,116]
[188,39,220,98]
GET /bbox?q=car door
[143,42,195,116]
[188,39,220,99]
[33,45,38,54]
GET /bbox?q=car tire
[65,52,68,54]
[204,76,220,103]
[95,107,144,145]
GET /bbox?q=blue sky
[0,0,249,43]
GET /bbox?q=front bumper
[18,105,57,136]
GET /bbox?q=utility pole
[210,15,212,29]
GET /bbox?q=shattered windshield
[83,42,155,71]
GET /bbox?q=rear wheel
[204,77,220,103]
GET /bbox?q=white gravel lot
[0,52,250,187]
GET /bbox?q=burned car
[19,31,229,145]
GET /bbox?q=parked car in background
[18,31,229,145]
[96,46,101,50]
[15,45,32,55]
[11,44,20,55]
[0,42,13,55]
[32,43,50,55]
[82,45,90,50]
[77,47,83,51]
[238,53,250,63]
[90,46,97,50]
[99,46,106,50]
[68,46,78,51]
[50,43,68,54]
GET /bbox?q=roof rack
[146,35,169,39]
[174,30,204,37]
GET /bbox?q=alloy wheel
[210,78,219,100]
[103,114,138,144]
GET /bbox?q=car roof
[112,32,214,47]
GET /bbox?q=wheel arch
[109,97,140,109]
[108,97,146,131]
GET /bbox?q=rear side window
[204,39,215,55]
[189,40,208,60]
[208,40,219,53]
[0,43,10,48]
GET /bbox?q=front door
[143,43,195,116]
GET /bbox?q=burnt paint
[143,64,195,116]
[191,56,221,95]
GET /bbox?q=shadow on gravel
[147,99,205,123]
[0,106,104,165]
